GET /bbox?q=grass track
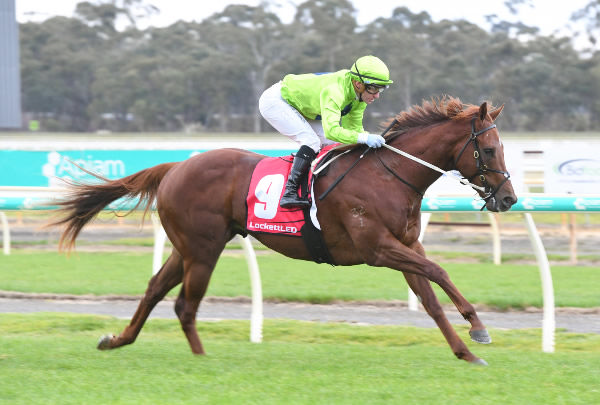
[1,250,599,309]
[1,313,600,404]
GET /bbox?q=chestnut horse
[51,96,516,365]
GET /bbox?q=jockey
[259,55,393,209]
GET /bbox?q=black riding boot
[279,145,316,209]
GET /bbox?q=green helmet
[350,55,393,86]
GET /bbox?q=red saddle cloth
[246,145,339,237]
[246,155,304,236]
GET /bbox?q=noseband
[455,118,511,207]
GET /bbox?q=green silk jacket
[280,70,366,144]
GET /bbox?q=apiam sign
[0,149,293,187]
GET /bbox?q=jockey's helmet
[350,55,393,88]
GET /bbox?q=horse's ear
[489,104,504,121]
[478,102,488,121]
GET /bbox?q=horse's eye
[483,148,494,158]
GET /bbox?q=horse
[50,96,517,365]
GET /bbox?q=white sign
[545,146,600,194]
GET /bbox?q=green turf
[0,250,598,309]
[0,313,599,404]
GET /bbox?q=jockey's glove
[358,133,386,148]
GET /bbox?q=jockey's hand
[358,133,386,148]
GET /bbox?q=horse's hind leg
[97,249,183,350]
[174,257,220,355]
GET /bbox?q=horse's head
[453,102,517,212]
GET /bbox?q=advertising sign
[545,146,600,194]
[0,148,293,187]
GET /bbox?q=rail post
[239,235,263,343]
[523,213,555,353]
[1,212,10,255]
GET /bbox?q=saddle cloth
[246,155,305,236]
[245,144,341,237]
[245,145,343,264]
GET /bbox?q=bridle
[318,116,511,208]
[454,118,511,206]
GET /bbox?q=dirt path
[1,292,599,334]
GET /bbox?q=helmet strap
[352,79,365,102]
[352,62,365,83]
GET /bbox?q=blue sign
[0,149,294,187]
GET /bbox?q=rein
[318,119,397,201]
[374,151,423,196]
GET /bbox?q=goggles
[364,84,387,95]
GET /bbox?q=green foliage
[18,1,600,132]
[1,314,600,404]
[1,250,598,309]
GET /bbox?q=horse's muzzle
[486,195,517,212]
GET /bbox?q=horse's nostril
[503,196,516,207]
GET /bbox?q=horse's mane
[384,95,482,140]
[327,96,485,154]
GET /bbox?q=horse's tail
[50,162,178,251]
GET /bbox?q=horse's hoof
[470,329,492,344]
[470,358,489,366]
[97,334,115,350]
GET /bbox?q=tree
[18,1,599,132]
[20,18,99,131]
[74,0,158,32]
[491,36,595,131]
[292,0,358,72]
[89,22,214,131]
[202,4,296,132]
[357,7,434,121]
[572,0,600,49]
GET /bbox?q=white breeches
[259,81,336,153]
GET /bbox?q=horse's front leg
[406,240,491,345]
[358,234,488,364]
[402,271,488,363]
[97,249,183,350]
